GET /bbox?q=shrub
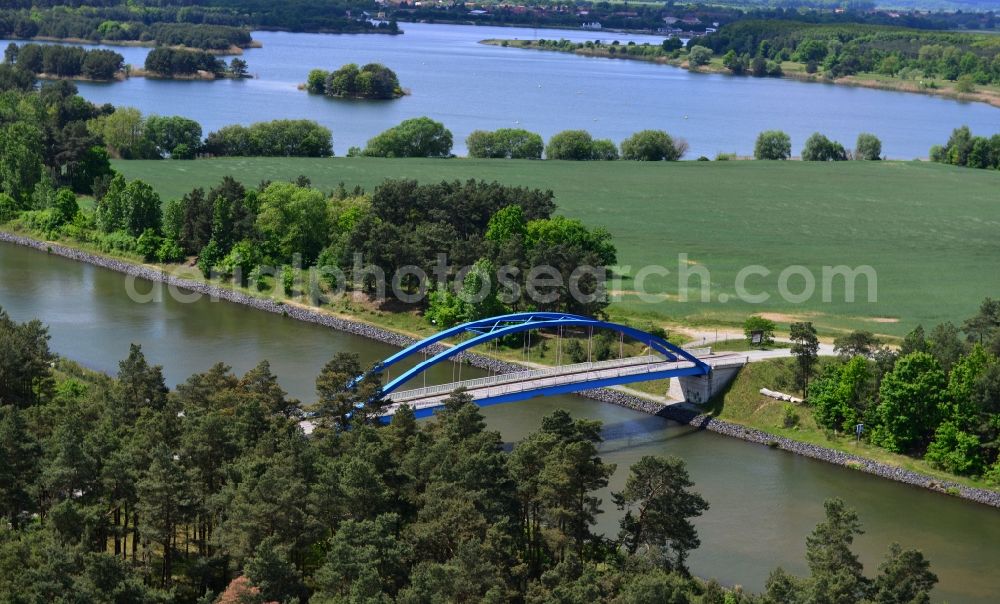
[135,228,162,261]
[985,460,1000,487]
[955,75,975,93]
[801,133,848,161]
[467,128,544,159]
[362,117,453,158]
[171,143,195,160]
[854,133,882,160]
[687,45,712,67]
[306,68,329,94]
[156,238,185,263]
[546,130,619,160]
[18,209,62,234]
[546,130,596,160]
[620,130,685,161]
[0,192,21,223]
[282,265,296,296]
[924,421,983,475]
[565,339,586,363]
[51,188,79,225]
[96,230,136,254]
[744,315,776,347]
[197,239,223,277]
[782,404,800,428]
[590,139,619,161]
[754,130,791,160]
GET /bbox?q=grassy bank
[22,35,254,55]
[481,39,1000,109]
[115,158,1000,336]
[707,357,999,492]
[6,224,999,498]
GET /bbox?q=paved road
[680,328,837,361]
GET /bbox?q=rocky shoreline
[3,231,998,509]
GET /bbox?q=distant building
[581,21,603,30]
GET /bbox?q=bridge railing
[705,356,751,369]
[389,354,679,402]
[682,346,712,357]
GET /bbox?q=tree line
[5,42,124,80]
[85,107,331,159]
[143,48,241,78]
[0,1,393,45]
[0,9,254,50]
[0,309,941,602]
[752,130,882,160]
[750,299,1000,484]
[353,118,691,161]
[306,63,403,100]
[702,20,1000,86]
[930,126,1000,170]
[167,176,614,318]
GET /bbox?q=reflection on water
[1,241,999,602]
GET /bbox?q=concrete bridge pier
[675,363,744,404]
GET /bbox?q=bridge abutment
[676,364,744,404]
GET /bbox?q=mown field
[114,158,1000,336]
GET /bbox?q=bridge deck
[382,353,747,416]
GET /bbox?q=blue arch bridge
[355,312,747,421]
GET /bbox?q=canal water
[6,23,999,158]
[1,240,998,602]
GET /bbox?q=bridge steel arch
[365,312,710,403]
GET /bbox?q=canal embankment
[3,230,999,509]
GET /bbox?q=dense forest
[702,20,1000,84]
[143,48,226,77]
[0,0,994,43]
[0,309,942,602]
[0,1,394,45]
[0,10,254,50]
[4,42,124,80]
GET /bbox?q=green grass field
[113,158,1000,336]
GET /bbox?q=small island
[304,63,404,100]
[138,48,251,80]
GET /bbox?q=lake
[8,23,998,158]
[1,240,998,602]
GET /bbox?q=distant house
[663,16,680,24]
[469,9,488,15]
[681,16,701,25]
[704,27,717,33]
[581,21,602,30]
